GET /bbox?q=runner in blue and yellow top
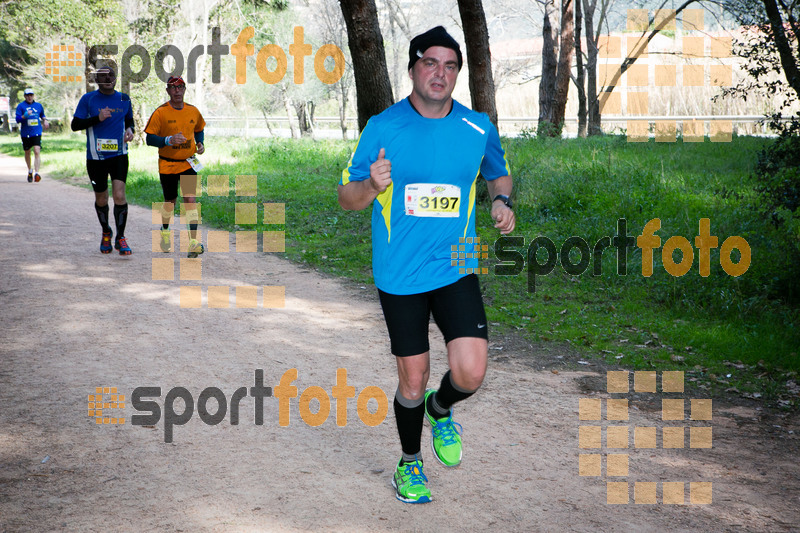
[15,88,49,182]
[71,66,135,255]
[338,26,515,504]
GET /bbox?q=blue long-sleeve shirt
[15,101,46,138]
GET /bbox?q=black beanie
[408,26,463,71]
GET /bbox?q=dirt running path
[1,153,798,532]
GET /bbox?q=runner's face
[24,94,34,102]
[167,84,185,105]
[409,46,459,105]
[96,71,116,93]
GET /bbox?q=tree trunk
[260,108,275,137]
[389,14,401,98]
[575,0,587,137]
[457,0,499,127]
[84,44,92,94]
[133,103,145,144]
[385,0,412,96]
[538,0,558,136]
[294,101,312,138]
[551,0,574,135]
[188,1,199,109]
[281,85,298,139]
[762,0,800,101]
[597,0,700,116]
[193,0,215,113]
[295,102,305,136]
[339,82,349,140]
[338,0,394,132]
[583,0,602,136]
[308,101,316,137]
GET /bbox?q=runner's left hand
[124,128,134,142]
[491,203,515,234]
[195,142,205,155]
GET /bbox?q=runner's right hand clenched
[369,148,392,193]
[171,132,187,146]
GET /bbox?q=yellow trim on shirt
[376,184,393,243]
[463,172,479,238]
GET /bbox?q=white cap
[24,88,34,95]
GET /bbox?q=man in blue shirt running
[338,26,515,504]
[15,88,49,183]
[71,67,135,255]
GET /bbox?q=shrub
[752,132,800,301]
[754,133,800,231]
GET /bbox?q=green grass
[3,131,797,404]
[494,134,799,401]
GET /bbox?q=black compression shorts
[378,274,488,357]
[87,155,128,193]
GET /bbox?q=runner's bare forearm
[487,175,512,202]
[338,180,381,211]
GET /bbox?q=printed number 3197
[419,196,459,211]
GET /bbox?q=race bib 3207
[96,138,119,152]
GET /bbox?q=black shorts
[87,155,128,193]
[160,168,198,202]
[378,274,488,357]
[22,136,42,151]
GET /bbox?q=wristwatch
[493,194,513,209]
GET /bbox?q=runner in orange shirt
[144,76,206,257]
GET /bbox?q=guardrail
[204,114,787,138]
[498,115,788,136]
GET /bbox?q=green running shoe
[424,389,463,467]
[187,238,204,258]
[160,229,171,252]
[392,459,431,504]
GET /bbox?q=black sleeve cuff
[71,115,101,131]
[146,133,168,148]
